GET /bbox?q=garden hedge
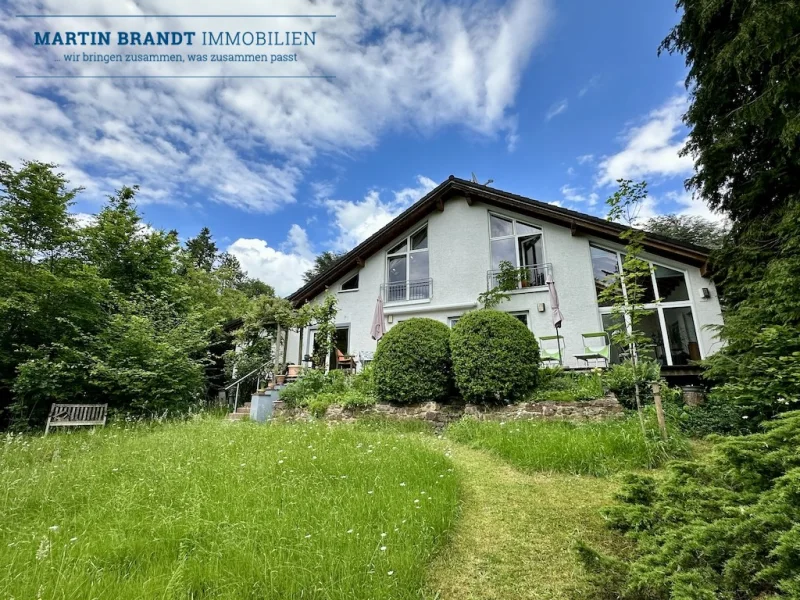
[450,310,540,403]
[372,318,453,404]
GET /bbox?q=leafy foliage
[279,367,377,416]
[450,310,539,404]
[530,368,605,402]
[302,250,344,283]
[372,318,453,405]
[643,214,727,249]
[0,161,275,428]
[477,260,528,309]
[659,0,800,432]
[579,411,800,599]
[602,360,662,410]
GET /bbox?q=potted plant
[275,363,287,386]
[287,364,302,378]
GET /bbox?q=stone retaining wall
[272,395,622,424]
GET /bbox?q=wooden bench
[45,403,108,436]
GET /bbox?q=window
[509,311,529,328]
[591,244,701,366]
[340,273,359,292]
[448,317,460,328]
[489,214,546,287]
[309,325,350,370]
[385,225,430,302]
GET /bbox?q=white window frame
[507,310,531,329]
[590,243,703,366]
[339,272,360,293]
[385,224,430,303]
[488,212,548,288]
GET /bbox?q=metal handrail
[224,361,272,391]
[486,263,552,290]
[380,278,433,303]
[224,361,272,413]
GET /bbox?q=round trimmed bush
[451,310,540,403]
[372,318,453,404]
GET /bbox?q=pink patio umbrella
[371,295,385,341]
[546,275,565,364]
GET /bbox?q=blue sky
[0,0,718,295]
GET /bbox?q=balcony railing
[381,278,432,303]
[487,263,552,290]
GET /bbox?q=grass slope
[0,419,459,599]
[446,414,688,476]
[426,441,622,599]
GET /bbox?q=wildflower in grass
[49,525,59,532]
[368,490,374,494]
[414,499,419,504]
[36,537,50,561]
[380,533,387,538]
[380,546,387,551]
[312,456,317,460]
[69,537,78,543]
[278,460,284,464]
[388,571,394,576]
[347,529,354,534]
[305,534,311,539]
[399,482,406,487]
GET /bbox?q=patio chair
[335,349,356,373]
[539,335,565,367]
[574,332,611,367]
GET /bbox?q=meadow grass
[445,412,689,476]
[0,418,459,599]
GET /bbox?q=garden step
[227,412,248,421]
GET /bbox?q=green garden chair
[574,332,611,367]
[539,335,565,366]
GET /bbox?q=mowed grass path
[426,440,622,600]
[0,419,459,599]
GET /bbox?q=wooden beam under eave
[356,257,365,268]
[570,220,578,236]
[436,198,445,212]
[700,260,713,278]
[465,194,474,206]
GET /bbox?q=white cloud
[226,174,438,295]
[560,185,599,206]
[325,175,437,251]
[576,154,594,165]
[566,166,575,176]
[1,0,549,212]
[227,228,315,297]
[664,190,727,224]
[545,99,568,121]
[578,75,600,97]
[596,96,694,187]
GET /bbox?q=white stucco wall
[285,195,724,368]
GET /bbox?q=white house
[285,176,724,376]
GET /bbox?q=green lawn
[1,415,681,599]
[446,413,689,476]
[0,419,459,599]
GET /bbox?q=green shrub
[602,359,661,409]
[339,390,377,410]
[450,310,539,404]
[579,410,800,599]
[372,318,453,404]
[531,369,605,402]
[279,369,347,408]
[307,392,338,417]
[351,362,376,397]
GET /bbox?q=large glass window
[385,225,430,302]
[489,214,546,287]
[591,244,701,366]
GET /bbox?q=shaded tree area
[642,214,727,249]
[302,250,343,283]
[0,161,274,429]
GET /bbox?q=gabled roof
[288,176,711,305]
